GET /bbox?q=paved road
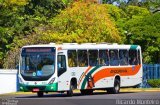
[1,92,160,105]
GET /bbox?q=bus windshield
[20,47,55,81]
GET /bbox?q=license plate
[33,88,39,92]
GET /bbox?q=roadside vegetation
[0,0,160,68]
[148,79,160,88]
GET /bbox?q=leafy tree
[0,0,64,68]
[48,2,121,43]
[123,7,160,63]
[62,0,74,7]
[105,0,160,11]
[0,1,25,68]
[4,2,121,68]
[2,0,160,68]
[106,1,160,63]
[1,0,29,6]
[24,0,64,19]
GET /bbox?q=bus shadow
[16,92,136,99]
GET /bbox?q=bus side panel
[77,65,142,90]
[121,66,142,87]
[93,77,114,89]
[77,66,115,90]
[57,72,71,91]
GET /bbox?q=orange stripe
[94,65,141,84]
[78,66,92,88]
[86,65,141,89]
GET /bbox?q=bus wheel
[67,84,73,96]
[107,79,120,94]
[80,90,85,95]
[80,90,93,95]
[87,90,93,95]
[37,92,44,97]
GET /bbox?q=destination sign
[25,48,52,53]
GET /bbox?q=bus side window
[89,50,98,66]
[129,50,138,65]
[68,50,77,67]
[109,50,119,66]
[119,50,128,65]
[99,50,109,66]
[137,50,141,65]
[78,50,88,67]
[58,55,66,76]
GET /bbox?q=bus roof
[22,43,141,50]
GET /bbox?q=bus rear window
[129,50,138,65]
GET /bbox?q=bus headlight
[48,77,55,84]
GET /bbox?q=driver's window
[58,55,66,76]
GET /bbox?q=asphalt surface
[0,92,160,105]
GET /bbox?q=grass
[147,79,160,87]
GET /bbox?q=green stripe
[81,66,101,89]
[130,45,138,50]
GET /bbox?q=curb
[120,88,160,92]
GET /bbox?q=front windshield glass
[20,47,55,81]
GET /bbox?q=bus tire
[67,84,73,97]
[87,89,93,95]
[106,88,112,94]
[37,92,44,97]
[80,90,85,95]
[107,79,120,94]
[80,89,93,95]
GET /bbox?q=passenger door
[57,55,68,91]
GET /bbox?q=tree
[48,2,121,43]
[123,6,160,63]
[2,0,29,6]
[4,2,121,68]
[139,0,160,11]
[0,0,64,68]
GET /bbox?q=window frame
[109,49,119,66]
[119,49,129,66]
[57,55,67,77]
[77,50,88,67]
[67,50,78,67]
[88,50,98,66]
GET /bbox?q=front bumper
[19,83,58,92]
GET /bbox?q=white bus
[18,43,143,97]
